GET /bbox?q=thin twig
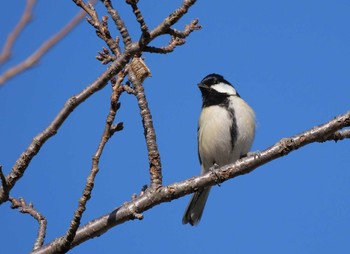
[129,57,162,188]
[0,165,8,201]
[31,111,350,254]
[144,18,201,54]
[73,0,121,56]
[126,0,149,35]
[0,0,98,86]
[100,16,122,56]
[148,0,197,41]
[144,36,185,54]
[0,0,36,65]
[166,19,201,38]
[96,47,117,64]
[72,0,99,27]
[320,129,350,142]
[102,0,132,48]
[58,76,125,252]
[10,197,47,250]
[123,81,135,94]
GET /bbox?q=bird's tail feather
[182,187,211,226]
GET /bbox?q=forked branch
[0,0,199,205]
[31,111,350,254]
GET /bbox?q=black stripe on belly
[227,105,237,152]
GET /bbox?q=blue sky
[0,1,349,253]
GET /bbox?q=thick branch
[31,111,350,254]
[10,197,47,250]
[0,0,36,65]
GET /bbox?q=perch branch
[0,0,36,65]
[10,197,47,250]
[31,111,350,254]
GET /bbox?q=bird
[182,73,256,226]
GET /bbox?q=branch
[102,0,132,48]
[129,57,162,188]
[0,0,200,204]
[126,0,149,35]
[96,46,117,65]
[144,36,185,54]
[0,49,134,205]
[167,18,201,38]
[144,19,201,54]
[0,165,8,200]
[0,0,36,65]
[148,0,197,41]
[9,197,47,251]
[31,111,350,254]
[73,0,121,56]
[0,0,98,86]
[319,129,350,142]
[57,76,125,253]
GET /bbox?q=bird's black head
[199,73,232,88]
[198,73,239,108]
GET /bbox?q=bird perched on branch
[182,73,256,226]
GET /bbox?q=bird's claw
[209,163,221,187]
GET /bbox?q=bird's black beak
[198,83,210,90]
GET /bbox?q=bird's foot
[243,151,261,159]
[209,163,221,187]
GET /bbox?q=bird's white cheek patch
[211,82,237,96]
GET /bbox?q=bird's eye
[208,77,218,85]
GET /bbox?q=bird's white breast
[230,96,255,157]
[198,96,255,173]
